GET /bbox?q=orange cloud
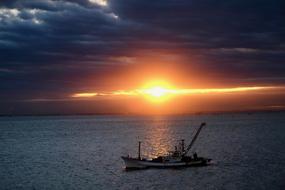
[71,86,284,99]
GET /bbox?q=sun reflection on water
[140,117,175,158]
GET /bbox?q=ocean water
[0,113,285,190]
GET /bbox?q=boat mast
[138,141,141,160]
[181,139,185,152]
[183,122,206,156]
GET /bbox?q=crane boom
[183,122,206,156]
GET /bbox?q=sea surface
[0,112,285,190]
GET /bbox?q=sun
[139,80,174,102]
[142,86,170,102]
[145,86,168,97]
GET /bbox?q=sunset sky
[0,0,285,115]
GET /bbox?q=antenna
[138,141,141,160]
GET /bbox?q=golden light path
[72,85,283,102]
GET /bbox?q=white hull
[122,156,211,169]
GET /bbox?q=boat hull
[121,156,211,169]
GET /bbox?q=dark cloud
[0,0,285,114]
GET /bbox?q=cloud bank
[0,0,284,114]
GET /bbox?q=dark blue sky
[0,0,285,114]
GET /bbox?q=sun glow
[71,81,284,103]
[71,93,98,98]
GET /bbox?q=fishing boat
[121,122,211,169]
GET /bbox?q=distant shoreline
[1,109,284,117]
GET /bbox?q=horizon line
[1,109,285,117]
